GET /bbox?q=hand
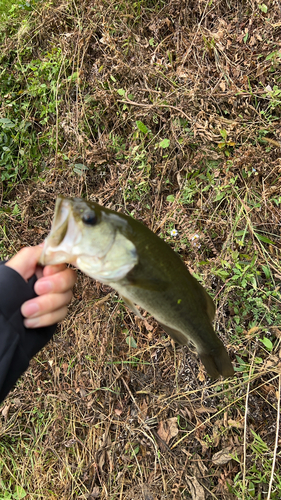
[5,246,77,328]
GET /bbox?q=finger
[35,266,44,280]
[23,306,69,329]
[36,263,66,281]
[21,290,73,319]
[43,264,67,277]
[34,268,77,295]
[5,246,43,282]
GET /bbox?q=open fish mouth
[39,197,83,265]
[48,197,69,246]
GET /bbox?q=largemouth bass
[40,196,234,379]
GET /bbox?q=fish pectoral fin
[121,296,143,318]
[158,323,188,345]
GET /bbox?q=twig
[117,98,192,123]
[121,376,141,413]
[267,374,281,500]
[263,137,281,148]
[242,352,255,499]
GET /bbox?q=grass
[0,0,281,498]
[0,0,23,19]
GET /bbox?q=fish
[39,196,234,379]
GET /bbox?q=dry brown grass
[0,0,281,499]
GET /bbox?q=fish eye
[82,211,97,225]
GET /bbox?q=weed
[261,83,281,119]
[0,479,27,500]
[0,46,71,189]
[228,430,280,499]
[217,129,236,157]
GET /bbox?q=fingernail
[22,302,39,317]
[24,317,39,328]
[36,280,52,294]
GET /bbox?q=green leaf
[126,336,137,348]
[110,75,117,82]
[261,337,273,351]
[251,277,257,289]
[132,445,140,456]
[117,88,125,96]
[236,355,247,365]
[159,138,170,149]
[243,32,249,43]
[214,192,225,201]
[136,121,148,134]
[258,3,268,13]
[265,51,278,61]
[235,230,248,236]
[0,118,16,129]
[255,233,275,245]
[14,486,27,499]
[248,481,255,497]
[261,265,271,279]
[0,492,12,499]
[166,195,175,202]
[220,129,227,140]
[192,272,203,282]
[72,163,88,175]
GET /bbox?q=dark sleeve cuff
[0,263,57,403]
[0,317,56,403]
[0,263,38,318]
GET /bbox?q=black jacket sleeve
[0,261,57,404]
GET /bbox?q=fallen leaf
[1,404,10,420]
[197,369,206,382]
[138,399,148,422]
[157,417,178,444]
[262,384,276,395]
[143,318,153,331]
[89,486,100,499]
[212,447,233,465]
[196,406,218,414]
[264,356,279,369]
[185,476,205,500]
[227,418,243,429]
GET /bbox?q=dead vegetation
[0,0,281,499]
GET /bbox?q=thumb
[5,245,43,282]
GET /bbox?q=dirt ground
[0,0,281,499]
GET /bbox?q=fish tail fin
[157,321,234,379]
[199,343,234,379]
